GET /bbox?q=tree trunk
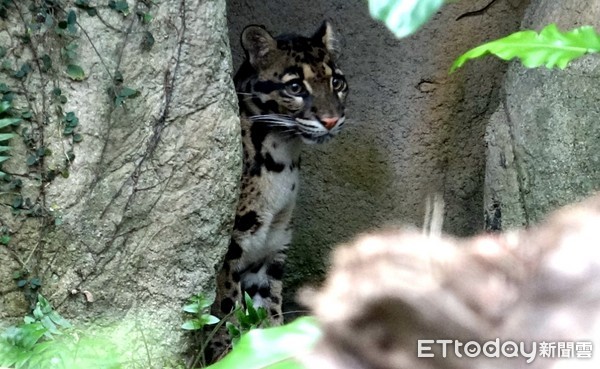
[484,0,600,230]
[0,0,240,364]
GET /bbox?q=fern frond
[451,24,600,72]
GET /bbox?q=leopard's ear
[241,25,277,67]
[312,20,340,57]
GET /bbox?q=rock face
[484,0,600,230]
[0,0,240,363]
[227,0,529,309]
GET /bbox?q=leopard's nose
[320,117,339,130]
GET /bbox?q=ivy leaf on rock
[66,64,85,81]
[109,0,130,16]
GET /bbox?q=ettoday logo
[417,339,593,363]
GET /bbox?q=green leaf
[0,156,10,164]
[0,117,20,128]
[40,315,60,335]
[48,311,71,328]
[244,293,259,323]
[0,100,10,113]
[0,133,15,141]
[451,24,600,72]
[141,31,155,51]
[66,64,85,81]
[65,111,76,121]
[67,10,77,25]
[30,278,42,288]
[109,0,130,16]
[226,321,241,341]
[201,314,220,326]
[182,303,199,314]
[11,196,22,208]
[208,317,321,369]
[369,0,444,38]
[26,155,37,166]
[181,320,203,331]
[40,54,52,72]
[17,322,47,349]
[143,13,153,24]
[73,133,83,143]
[118,87,139,97]
[14,62,31,79]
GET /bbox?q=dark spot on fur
[250,263,263,273]
[223,261,230,272]
[204,347,215,363]
[232,289,239,298]
[291,183,296,191]
[267,262,285,280]
[254,80,284,94]
[259,286,270,298]
[246,285,258,297]
[233,272,241,282]
[271,295,280,304]
[264,153,285,172]
[270,308,279,317]
[224,281,232,289]
[220,298,234,314]
[225,240,243,260]
[214,342,224,348]
[235,211,259,232]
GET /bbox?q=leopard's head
[236,21,348,144]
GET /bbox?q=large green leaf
[451,24,600,72]
[207,317,321,369]
[0,117,21,129]
[0,133,15,142]
[369,0,444,38]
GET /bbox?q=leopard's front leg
[205,240,243,363]
[240,249,287,325]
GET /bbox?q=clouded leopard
[207,21,348,361]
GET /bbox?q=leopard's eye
[286,81,305,95]
[332,76,345,91]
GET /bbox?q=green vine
[0,0,152,308]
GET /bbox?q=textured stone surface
[227,0,528,310]
[485,0,600,230]
[0,0,240,363]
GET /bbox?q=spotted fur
[206,21,348,362]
